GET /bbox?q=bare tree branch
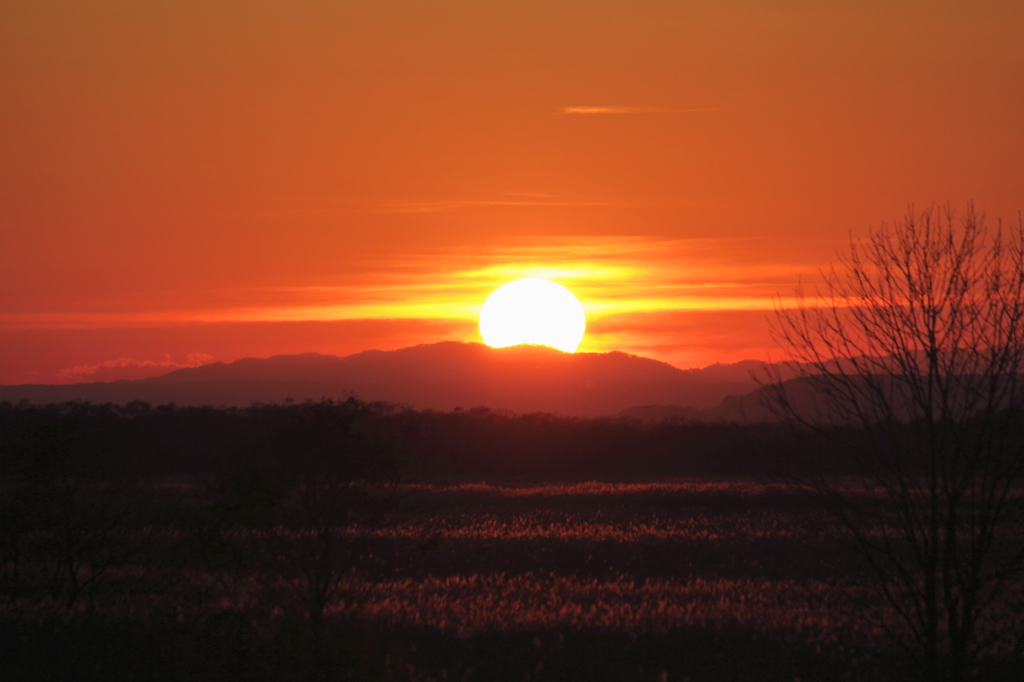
[761,204,1024,682]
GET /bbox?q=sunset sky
[3,1,1023,384]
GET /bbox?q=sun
[478,278,586,352]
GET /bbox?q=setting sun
[479,278,586,352]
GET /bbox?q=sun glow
[478,278,586,352]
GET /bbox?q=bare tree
[0,403,153,618]
[204,399,420,678]
[764,205,1024,681]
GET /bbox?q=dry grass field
[5,478,1024,681]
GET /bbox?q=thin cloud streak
[561,106,718,114]
[358,198,632,214]
[58,353,214,381]
[217,193,637,216]
[0,237,834,332]
[245,196,635,215]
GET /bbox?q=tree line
[0,398,839,481]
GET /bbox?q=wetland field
[3,402,1023,681]
[0,479,973,681]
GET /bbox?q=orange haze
[2,1,1023,383]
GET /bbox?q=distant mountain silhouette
[0,342,786,417]
[616,405,702,422]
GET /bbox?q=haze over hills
[0,341,787,418]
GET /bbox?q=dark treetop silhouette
[764,205,1024,682]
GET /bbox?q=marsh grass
[3,480,1022,681]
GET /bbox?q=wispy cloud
[2,237,842,373]
[561,106,717,115]
[0,237,837,335]
[359,197,630,214]
[243,194,633,216]
[58,353,214,382]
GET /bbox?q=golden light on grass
[478,278,586,352]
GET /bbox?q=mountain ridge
[0,341,782,418]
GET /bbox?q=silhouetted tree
[764,205,1024,681]
[203,399,419,678]
[0,403,153,617]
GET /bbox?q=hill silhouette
[0,342,781,417]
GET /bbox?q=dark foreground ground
[5,478,1023,682]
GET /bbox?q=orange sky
[2,1,1023,384]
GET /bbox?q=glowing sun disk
[478,278,586,352]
